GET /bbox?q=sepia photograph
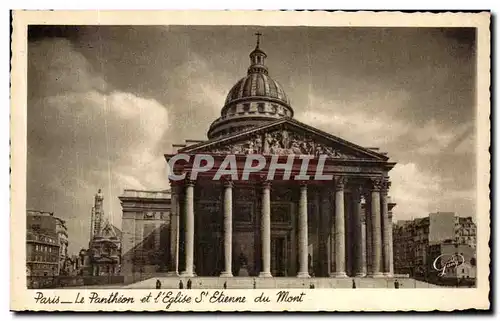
[10,10,490,311]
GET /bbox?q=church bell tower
[89,189,104,241]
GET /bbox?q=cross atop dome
[255,32,262,48]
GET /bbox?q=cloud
[389,162,474,222]
[390,163,442,220]
[28,38,108,98]
[297,103,410,149]
[28,38,170,254]
[165,53,233,142]
[411,120,471,155]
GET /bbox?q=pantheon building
[120,37,397,282]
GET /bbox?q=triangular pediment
[181,118,389,161]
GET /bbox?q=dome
[224,73,291,107]
[207,35,294,139]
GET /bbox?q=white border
[6,6,493,315]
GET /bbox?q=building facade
[119,190,171,283]
[455,216,477,248]
[55,217,69,275]
[429,212,455,244]
[26,210,60,277]
[160,38,397,279]
[392,220,416,275]
[393,212,476,278]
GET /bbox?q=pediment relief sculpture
[201,129,358,159]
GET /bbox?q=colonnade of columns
[168,176,394,278]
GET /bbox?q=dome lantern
[247,32,269,75]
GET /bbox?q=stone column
[297,182,310,278]
[332,177,347,277]
[360,209,368,277]
[181,180,195,277]
[364,193,372,274]
[259,180,272,277]
[167,184,179,276]
[388,199,396,276]
[353,187,367,277]
[369,178,383,277]
[381,181,392,277]
[221,179,234,277]
[313,190,320,277]
[329,196,335,276]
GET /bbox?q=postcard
[10,10,490,311]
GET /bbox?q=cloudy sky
[27,26,476,255]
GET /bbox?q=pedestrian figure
[352,279,356,289]
[223,281,227,289]
[309,283,315,289]
[394,279,400,289]
[187,278,192,289]
[253,278,256,289]
[179,280,184,289]
[156,279,162,289]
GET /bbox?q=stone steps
[125,276,441,289]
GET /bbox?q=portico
[166,131,396,279]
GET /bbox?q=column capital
[258,174,272,187]
[185,179,196,187]
[298,180,309,188]
[169,176,185,187]
[222,176,234,188]
[334,176,347,191]
[370,177,384,192]
[381,180,391,195]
